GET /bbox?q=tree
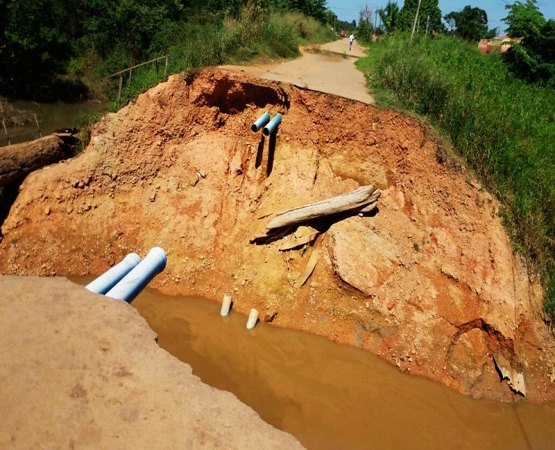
[357,4,374,43]
[0,0,187,99]
[503,1,554,86]
[378,1,400,34]
[444,5,488,42]
[503,0,545,38]
[275,0,328,22]
[398,0,443,35]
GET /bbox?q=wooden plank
[266,185,380,230]
[295,248,319,288]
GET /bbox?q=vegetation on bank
[112,9,335,109]
[0,0,335,103]
[357,34,555,318]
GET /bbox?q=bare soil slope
[2,69,554,402]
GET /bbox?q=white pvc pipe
[85,253,141,294]
[251,112,271,133]
[105,247,167,303]
[220,294,232,316]
[263,113,282,136]
[246,308,259,330]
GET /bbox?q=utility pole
[410,0,422,44]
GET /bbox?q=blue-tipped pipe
[263,113,282,136]
[85,253,141,294]
[251,112,271,133]
[105,247,167,303]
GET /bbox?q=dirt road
[223,38,374,104]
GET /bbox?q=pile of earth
[1,69,554,402]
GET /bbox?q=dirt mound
[1,69,554,402]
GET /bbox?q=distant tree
[323,9,338,28]
[444,5,488,42]
[275,0,328,22]
[359,3,373,25]
[357,4,374,42]
[1,0,73,98]
[398,0,443,35]
[378,1,400,34]
[0,0,186,99]
[503,1,554,86]
[503,0,545,38]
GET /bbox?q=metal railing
[108,55,169,101]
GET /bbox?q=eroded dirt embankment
[1,69,554,402]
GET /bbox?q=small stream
[130,288,555,450]
[1,100,106,146]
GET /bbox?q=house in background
[478,36,522,54]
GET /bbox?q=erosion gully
[128,287,555,450]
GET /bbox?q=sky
[326,0,555,34]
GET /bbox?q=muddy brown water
[127,287,555,450]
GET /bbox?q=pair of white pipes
[85,247,167,303]
[220,294,259,330]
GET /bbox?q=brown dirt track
[1,69,555,403]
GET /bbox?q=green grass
[357,34,555,319]
[106,11,335,109]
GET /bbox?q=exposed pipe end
[147,246,167,273]
[251,112,271,133]
[246,308,259,330]
[262,113,282,137]
[220,294,232,317]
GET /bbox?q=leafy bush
[358,34,555,318]
[501,1,555,87]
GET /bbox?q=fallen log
[0,135,72,186]
[266,185,381,231]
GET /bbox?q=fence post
[33,113,41,138]
[117,75,123,101]
[2,118,9,146]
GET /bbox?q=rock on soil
[0,276,302,448]
[1,69,554,402]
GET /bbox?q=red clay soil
[1,69,554,402]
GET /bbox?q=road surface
[223,38,374,104]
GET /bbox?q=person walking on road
[349,33,354,51]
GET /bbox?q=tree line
[355,0,554,87]
[0,0,333,101]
